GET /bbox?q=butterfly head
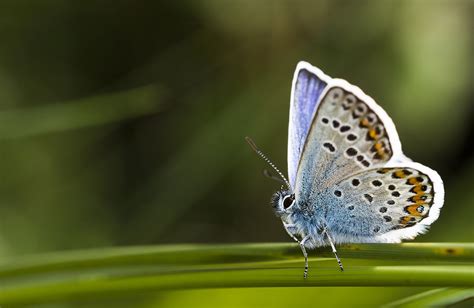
[271,190,296,217]
[245,137,296,216]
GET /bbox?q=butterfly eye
[282,194,295,209]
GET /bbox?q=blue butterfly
[247,61,445,278]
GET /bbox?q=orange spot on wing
[369,129,377,139]
[394,170,406,178]
[404,204,424,216]
[412,185,426,194]
[400,216,412,225]
[393,169,412,179]
[374,143,382,151]
[360,118,370,127]
[408,194,427,203]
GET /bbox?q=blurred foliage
[0,0,472,306]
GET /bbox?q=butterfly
[246,61,445,278]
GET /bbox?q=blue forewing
[287,63,329,188]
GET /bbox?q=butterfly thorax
[273,190,329,248]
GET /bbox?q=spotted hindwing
[322,166,442,242]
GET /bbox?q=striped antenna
[245,136,292,191]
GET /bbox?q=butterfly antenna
[245,136,292,191]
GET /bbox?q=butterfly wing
[295,81,403,194]
[292,62,444,243]
[287,62,330,188]
[325,163,444,243]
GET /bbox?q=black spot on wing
[340,125,351,133]
[347,134,357,141]
[346,147,357,156]
[323,142,336,153]
[372,180,382,187]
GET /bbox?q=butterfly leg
[284,223,309,278]
[300,235,310,279]
[283,223,299,242]
[323,229,344,271]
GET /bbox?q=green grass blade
[0,243,472,305]
[0,85,162,139]
[383,287,474,307]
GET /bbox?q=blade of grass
[0,85,162,139]
[0,242,472,278]
[383,287,474,307]
[0,243,472,305]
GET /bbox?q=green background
[0,0,472,307]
